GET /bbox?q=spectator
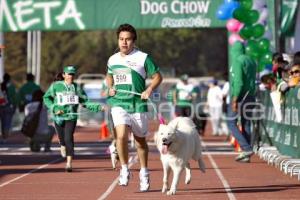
[173,74,197,117]
[206,79,223,136]
[227,41,256,163]
[18,73,40,112]
[0,73,17,141]
[272,52,289,83]
[25,89,55,152]
[293,51,300,65]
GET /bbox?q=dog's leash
[115,89,165,123]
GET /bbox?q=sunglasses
[290,70,300,75]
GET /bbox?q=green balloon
[248,10,259,24]
[260,52,273,64]
[239,25,253,39]
[252,24,265,39]
[240,0,253,10]
[245,40,260,59]
[233,8,248,23]
[257,62,267,72]
[258,38,270,53]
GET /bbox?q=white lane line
[97,154,138,200]
[202,141,236,200]
[0,157,62,188]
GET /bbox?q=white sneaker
[139,171,150,192]
[118,169,130,186]
[60,146,66,158]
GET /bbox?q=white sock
[140,167,148,175]
[121,164,128,171]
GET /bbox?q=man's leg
[115,125,129,166]
[134,135,148,168]
[226,104,252,152]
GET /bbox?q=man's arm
[141,72,162,99]
[106,74,116,96]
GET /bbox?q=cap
[180,74,189,81]
[259,69,273,80]
[63,65,76,74]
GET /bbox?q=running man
[106,24,162,191]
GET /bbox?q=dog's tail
[198,158,206,173]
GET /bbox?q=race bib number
[56,92,79,105]
[113,74,132,85]
[178,91,189,100]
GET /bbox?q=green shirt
[18,81,40,106]
[43,81,101,122]
[107,49,160,113]
[229,42,256,99]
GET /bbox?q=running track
[0,124,300,200]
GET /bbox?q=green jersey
[43,81,101,122]
[107,49,160,113]
[175,82,197,107]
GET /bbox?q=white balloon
[263,30,273,40]
[258,8,269,24]
[252,0,267,11]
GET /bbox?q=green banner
[0,0,226,32]
[281,0,299,37]
[259,87,300,158]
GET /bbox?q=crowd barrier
[258,86,300,158]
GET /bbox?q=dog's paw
[162,187,167,193]
[167,189,176,195]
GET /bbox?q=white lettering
[140,0,167,15]
[34,1,61,29]
[161,15,211,28]
[0,0,17,31]
[14,0,40,30]
[171,0,210,14]
[56,0,85,30]
[141,0,150,15]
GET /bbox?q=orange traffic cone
[100,121,110,140]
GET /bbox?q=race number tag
[56,92,79,105]
[113,68,132,85]
[178,91,189,100]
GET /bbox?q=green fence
[259,87,300,158]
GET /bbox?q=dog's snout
[162,138,167,143]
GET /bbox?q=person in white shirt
[206,80,223,136]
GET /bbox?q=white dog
[155,117,206,195]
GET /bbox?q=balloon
[227,1,240,18]
[260,52,273,65]
[224,0,235,3]
[252,0,267,11]
[233,7,247,22]
[257,62,267,72]
[216,4,232,20]
[257,8,268,25]
[240,0,253,10]
[233,8,259,25]
[229,33,244,45]
[263,30,273,40]
[226,19,242,32]
[258,38,270,53]
[252,24,265,38]
[247,10,259,24]
[245,40,260,59]
[239,25,253,39]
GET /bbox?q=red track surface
[1,123,300,200]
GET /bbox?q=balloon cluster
[216,0,273,72]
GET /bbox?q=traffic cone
[100,121,110,140]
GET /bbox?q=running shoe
[60,145,66,158]
[139,171,150,192]
[119,169,130,186]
